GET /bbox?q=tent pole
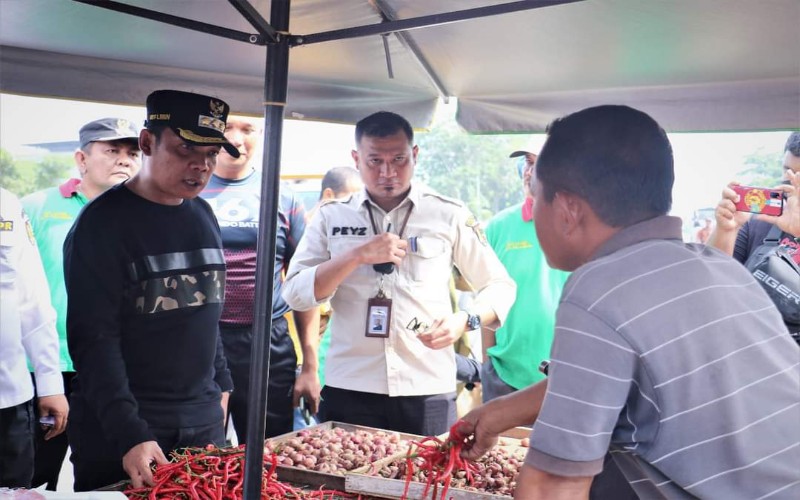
[242,0,291,498]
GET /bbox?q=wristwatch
[465,312,481,331]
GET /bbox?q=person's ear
[351,150,360,170]
[411,145,419,162]
[554,191,584,237]
[139,130,153,156]
[321,187,336,200]
[74,149,87,175]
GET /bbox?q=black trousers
[0,399,35,488]
[31,371,75,490]
[318,386,456,436]
[221,316,297,442]
[70,419,225,492]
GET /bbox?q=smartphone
[298,396,312,426]
[733,185,784,216]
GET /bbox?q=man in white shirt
[283,111,515,435]
[0,187,68,488]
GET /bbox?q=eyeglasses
[405,317,429,335]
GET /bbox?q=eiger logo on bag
[744,225,800,328]
[752,269,800,306]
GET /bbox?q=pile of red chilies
[124,445,361,499]
[401,421,478,500]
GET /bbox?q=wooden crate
[344,429,530,500]
[265,421,423,491]
[346,473,511,500]
[494,426,531,443]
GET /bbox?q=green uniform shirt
[22,179,88,372]
[485,201,569,388]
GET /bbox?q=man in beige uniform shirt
[283,111,515,436]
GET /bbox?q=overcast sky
[0,93,356,175]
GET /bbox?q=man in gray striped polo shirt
[461,105,800,499]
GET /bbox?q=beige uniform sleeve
[282,208,333,312]
[451,206,516,327]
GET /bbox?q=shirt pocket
[406,237,450,283]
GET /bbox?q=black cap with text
[145,90,239,158]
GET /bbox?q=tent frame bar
[371,0,450,100]
[71,1,582,55]
[228,0,281,43]
[291,0,582,46]
[72,0,270,45]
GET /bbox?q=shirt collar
[58,178,83,198]
[211,169,257,185]
[591,215,684,261]
[356,183,419,215]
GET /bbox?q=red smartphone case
[733,186,784,216]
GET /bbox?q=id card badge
[366,294,392,338]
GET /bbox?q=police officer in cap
[64,90,238,490]
[22,117,140,491]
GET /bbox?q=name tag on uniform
[332,226,368,236]
[365,295,392,338]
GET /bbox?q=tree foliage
[737,148,784,187]
[0,148,24,194]
[415,118,533,220]
[34,156,74,193]
[0,150,73,197]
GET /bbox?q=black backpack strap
[762,224,783,245]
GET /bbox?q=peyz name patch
[332,226,367,236]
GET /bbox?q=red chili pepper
[401,456,415,499]
[394,421,481,500]
[187,478,200,498]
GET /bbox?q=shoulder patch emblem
[25,218,36,246]
[465,214,488,246]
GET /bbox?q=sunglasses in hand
[406,317,430,335]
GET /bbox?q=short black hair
[785,132,800,157]
[320,166,360,200]
[146,122,169,141]
[355,111,413,146]
[535,105,674,227]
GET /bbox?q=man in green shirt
[481,150,569,402]
[22,117,140,490]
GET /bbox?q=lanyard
[365,202,413,239]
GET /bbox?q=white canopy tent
[2,0,798,132]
